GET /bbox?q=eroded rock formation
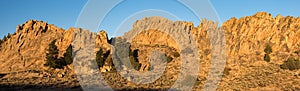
[0,12,300,90]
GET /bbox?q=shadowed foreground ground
[0,85,174,91]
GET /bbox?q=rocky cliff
[0,20,110,90]
[0,12,300,90]
[224,12,300,58]
[0,20,110,73]
[220,12,300,90]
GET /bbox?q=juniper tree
[96,48,105,68]
[64,44,73,65]
[264,44,272,62]
[44,40,59,68]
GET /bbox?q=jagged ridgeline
[0,12,300,90]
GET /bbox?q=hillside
[0,12,300,90]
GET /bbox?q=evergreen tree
[264,54,271,62]
[64,44,73,65]
[264,44,272,54]
[129,49,141,70]
[96,48,105,68]
[264,44,272,62]
[44,40,59,68]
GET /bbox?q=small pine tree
[223,67,231,76]
[45,40,59,68]
[264,44,272,62]
[264,44,272,54]
[173,52,180,58]
[129,55,141,70]
[166,55,173,63]
[64,44,73,65]
[105,55,116,71]
[264,54,271,62]
[129,49,141,70]
[96,48,105,68]
[55,58,64,69]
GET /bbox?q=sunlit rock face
[0,12,300,90]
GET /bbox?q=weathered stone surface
[218,12,300,90]
[0,20,110,90]
[0,12,300,90]
[0,20,64,73]
[96,30,110,51]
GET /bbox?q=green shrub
[264,44,272,54]
[166,55,173,63]
[45,40,74,69]
[263,44,272,62]
[111,48,140,71]
[106,55,113,66]
[95,48,115,72]
[96,48,105,68]
[105,55,116,72]
[223,67,231,76]
[129,49,141,70]
[173,52,180,58]
[55,58,65,69]
[280,57,300,70]
[64,44,73,65]
[264,54,271,62]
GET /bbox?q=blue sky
[0,0,300,38]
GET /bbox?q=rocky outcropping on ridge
[0,12,300,90]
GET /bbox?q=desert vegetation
[95,48,116,71]
[264,44,272,62]
[129,49,141,71]
[96,48,108,68]
[44,40,73,69]
[64,44,73,65]
[2,12,300,90]
[280,57,300,70]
